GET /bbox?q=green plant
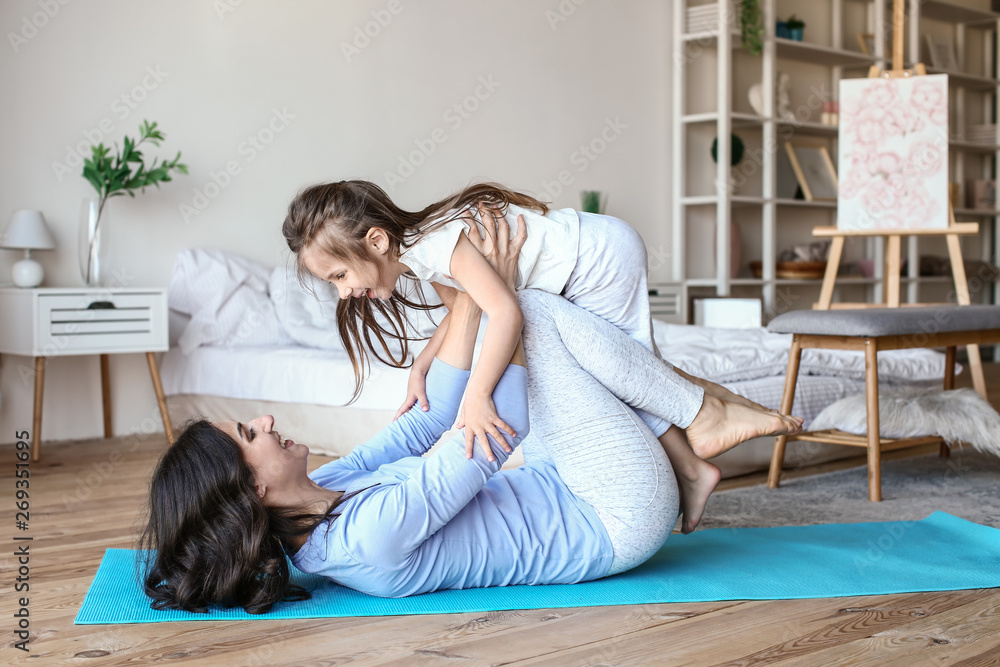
[739,0,764,55]
[785,14,805,30]
[82,119,188,221]
[711,133,746,167]
[581,190,603,214]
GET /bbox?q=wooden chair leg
[31,357,45,462]
[864,339,882,502]
[100,354,113,439]
[147,352,174,444]
[768,335,803,489]
[940,346,956,458]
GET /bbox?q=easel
[812,0,987,397]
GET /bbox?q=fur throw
[809,387,1000,456]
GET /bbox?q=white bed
[161,249,955,479]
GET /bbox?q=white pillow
[168,249,294,353]
[268,266,445,357]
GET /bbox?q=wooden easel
[812,0,987,397]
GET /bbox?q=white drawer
[37,292,167,356]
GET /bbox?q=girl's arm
[448,226,524,460]
[393,282,459,420]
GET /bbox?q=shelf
[682,195,766,206]
[954,208,1000,218]
[681,112,766,128]
[916,0,1000,26]
[678,33,878,68]
[774,38,878,68]
[682,113,839,137]
[949,140,1000,153]
[776,198,837,209]
[923,66,998,91]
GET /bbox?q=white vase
[78,198,108,286]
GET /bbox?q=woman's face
[216,415,308,502]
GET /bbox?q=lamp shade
[2,210,55,250]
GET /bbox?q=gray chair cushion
[767,305,1000,337]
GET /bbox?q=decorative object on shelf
[739,0,763,55]
[580,190,607,214]
[924,33,958,71]
[747,82,764,116]
[780,240,830,263]
[838,74,948,230]
[752,240,831,279]
[949,182,960,208]
[775,20,790,39]
[820,100,839,126]
[750,260,828,280]
[857,32,875,56]
[967,179,996,210]
[785,143,838,202]
[711,133,746,195]
[80,119,188,286]
[785,14,805,41]
[776,147,803,199]
[776,71,794,121]
[0,210,56,288]
[685,3,724,34]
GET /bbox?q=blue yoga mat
[75,511,1000,624]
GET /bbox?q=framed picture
[924,33,958,70]
[784,143,838,202]
[856,32,875,56]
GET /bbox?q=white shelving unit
[671,0,1000,324]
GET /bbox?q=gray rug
[699,449,1000,530]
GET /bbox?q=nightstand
[0,287,174,460]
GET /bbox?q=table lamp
[1,210,56,288]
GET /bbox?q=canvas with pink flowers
[837,73,950,231]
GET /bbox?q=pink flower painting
[838,74,949,230]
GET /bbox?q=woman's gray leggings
[515,289,705,575]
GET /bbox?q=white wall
[0,0,672,443]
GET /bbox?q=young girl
[282,180,801,532]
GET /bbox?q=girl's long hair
[282,180,549,402]
[137,420,375,615]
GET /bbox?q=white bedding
[163,248,954,417]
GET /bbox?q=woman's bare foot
[676,459,722,534]
[686,394,803,460]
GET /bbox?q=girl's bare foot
[686,394,803,460]
[677,459,721,534]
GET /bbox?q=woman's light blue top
[290,358,615,598]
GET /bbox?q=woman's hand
[456,393,515,462]
[462,203,526,291]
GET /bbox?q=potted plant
[785,14,805,41]
[80,120,187,285]
[739,0,764,55]
[580,190,606,214]
[711,133,746,192]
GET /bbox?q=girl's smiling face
[300,227,401,300]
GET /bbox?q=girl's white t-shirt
[398,203,581,294]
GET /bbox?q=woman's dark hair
[137,419,371,615]
[282,180,549,402]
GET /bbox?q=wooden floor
[4,365,1000,665]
